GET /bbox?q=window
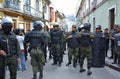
[26,0,31,5]
[43,5,47,13]
[36,0,39,11]
[25,0,31,11]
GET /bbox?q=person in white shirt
[16,29,26,71]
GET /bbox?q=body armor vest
[25,30,44,49]
[0,32,18,55]
[80,31,91,47]
[50,30,62,44]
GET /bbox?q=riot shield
[92,33,105,67]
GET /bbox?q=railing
[4,0,20,11]
[24,4,43,19]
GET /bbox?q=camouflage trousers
[51,44,63,64]
[0,55,18,79]
[80,46,92,69]
[30,48,45,74]
[68,48,78,63]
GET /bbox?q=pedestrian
[66,25,79,68]
[0,18,21,79]
[78,23,93,75]
[114,24,120,66]
[103,28,109,57]
[92,25,106,67]
[50,22,63,66]
[24,21,45,79]
[16,29,26,71]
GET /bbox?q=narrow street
[1,0,120,79]
[6,51,120,79]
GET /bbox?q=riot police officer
[50,22,63,66]
[78,23,93,75]
[109,25,117,64]
[66,25,79,68]
[92,25,105,67]
[77,24,84,64]
[113,24,120,66]
[43,25,50,62]
[103,28,109,57]
[24,21,45,79]
[0,18,20,79]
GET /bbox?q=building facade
[55,11,66,30]
[76,0,120,32]
[0,0,51,32]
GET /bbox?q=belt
[32,47,41,49]
[6,54,15,57]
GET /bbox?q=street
[6,51,120,79]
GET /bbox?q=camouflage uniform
[78,23,93,76]
[50,22,63,66]
[24,21,45,79]
[66,30,79,68]
[0,18,20,79]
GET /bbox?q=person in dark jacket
[92,25,106,67]
[114,24,120,66]
[50,22,64,66]
[66,25,79,68]
[24,21,45,79]
[103,28,109,57]
[78,23,93,75]
[0,18,20,79]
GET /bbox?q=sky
[50,0,79,16]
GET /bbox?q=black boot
[112,61,117,64]
[58,62,62,67]
[80,67,86,73]
[87,69,92,76]
[66,61,71,66]
[39,72,43,79]
[31,73,37,79]
[73,61,77,68]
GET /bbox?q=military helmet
[53,22,59,27]
[33,21,44,30]
[83,23,91,31]
[1,18,13,27]
[72,25,76,28]
[83,23,91,28]
[114,24,120,28]
[96,25,101,29]
[1,18,13,34]
[80,24,84,28]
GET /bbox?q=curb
[105,62,120,72]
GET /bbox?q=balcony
[24,4,43,20]
[4,0,20,11]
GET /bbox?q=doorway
[109,8,115,30]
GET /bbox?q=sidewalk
[105,50,120,72]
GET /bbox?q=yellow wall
[0,0,3,2]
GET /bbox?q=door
[109,8,115,30]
